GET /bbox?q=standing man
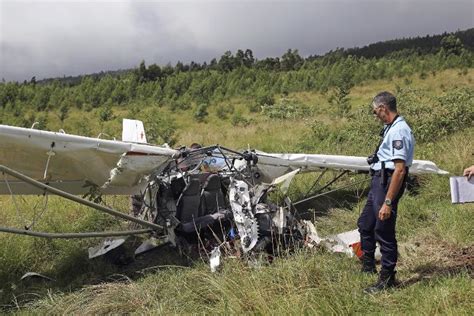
[358,91,415,293]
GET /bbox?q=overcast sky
[0,0,472,82]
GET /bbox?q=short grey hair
[372,91,397,112]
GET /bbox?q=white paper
[450,176,474,204]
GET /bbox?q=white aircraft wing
[0,124,179,195]
[254,152,448,182]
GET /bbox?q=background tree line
[0,30,472,131]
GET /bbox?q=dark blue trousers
[357,174,404,272]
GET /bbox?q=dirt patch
[415,237,473,275]
[398,237,473,287]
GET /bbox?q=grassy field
[0,69,473,314]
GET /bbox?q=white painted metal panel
[0,124,178,195]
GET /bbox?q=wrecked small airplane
[0,120,448,268]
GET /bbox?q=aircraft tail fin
[122,119,147,143]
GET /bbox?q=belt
[369,169,395,177]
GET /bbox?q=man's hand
[463,165,474,180]
[379,159,405,221]
[378,204,392,221]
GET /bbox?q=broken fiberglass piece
[322,229,381,259]
[20,272,55,282]
[105,154,171,188]
[323,229,360,257]
[210,246,221,273]
[300,220,322,246]
[270,168,300,194]
[134,237,162,256]
[88,238,126,259]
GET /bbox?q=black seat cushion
[176,179,201,223]
[201,174,225,216]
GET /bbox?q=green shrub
[399,87,474,143]
[98,105,113,122]
[194,103,209,122]
[141,108,178,146]
[298,87,474,155]
[247,102,261,113]
[231,112,250,126]
[262,97,311,119]
[215,104,234,119]
[256,92,275,106]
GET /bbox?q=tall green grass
[0,69,473,313]
[23,251,473,314]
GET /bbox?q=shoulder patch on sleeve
[393,140,403,150]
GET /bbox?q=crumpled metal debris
[229,179,259,253]
[271,168,300,194]
[300,220,322,247]
[21,272,55,282]
[323,229,360,257]
[209,247,221,273]
[308,227,381,259]
[88,238,126,259]
[135,237,161,256]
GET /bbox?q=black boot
[360,253,377,274]
[364,269,397,293]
